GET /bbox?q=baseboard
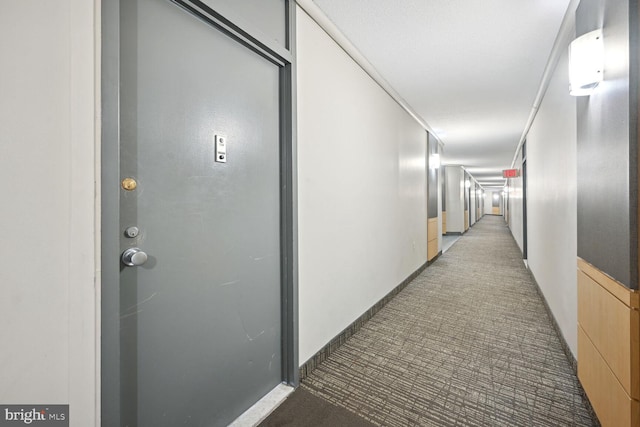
[526,267,600,426]
[427,251,442,266]
[445,231,463,236]
[299,261,429,380]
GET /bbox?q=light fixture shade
[569,29,604,96]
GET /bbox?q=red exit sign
[502,169,519,178]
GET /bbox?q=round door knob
[122,247,148,266]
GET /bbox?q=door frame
[522,141,528,260]
[100,0,298,423]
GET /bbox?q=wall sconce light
[430,153,441,169]
[465,180,471,189]
[569,29,604,96]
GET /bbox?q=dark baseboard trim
[526,267,600,426]
[427,251,442,266]
[527,268,577,371]
[299,260,429,380]
[446,231,463,236]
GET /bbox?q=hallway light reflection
[430,153,441,169]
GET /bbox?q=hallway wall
[296,6,428,364]
[572,0,640,422]
[0,1,98,425]
[525,21,579,356]
[576,0,637,289]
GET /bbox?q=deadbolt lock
[125,226,140,238]
[121,177,137,191]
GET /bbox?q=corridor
[262,216,596,426]
[5,1,639,425]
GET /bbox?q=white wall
[525,25,578,356]
[296,6,428,363]
[444,166,465,233]
[0,2,98,425]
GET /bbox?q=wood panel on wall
[442,211,447,234]
[578,328,640,427]
[427,217,438,261]
[578,258,640,426]
[464,210,469,231]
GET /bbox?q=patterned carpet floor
[263,216,597,426]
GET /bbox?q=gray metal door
[117,0,282,425]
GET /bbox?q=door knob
[122,247,148,266]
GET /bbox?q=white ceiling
[312,0,572,188]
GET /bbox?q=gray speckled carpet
[262,216,596,426]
